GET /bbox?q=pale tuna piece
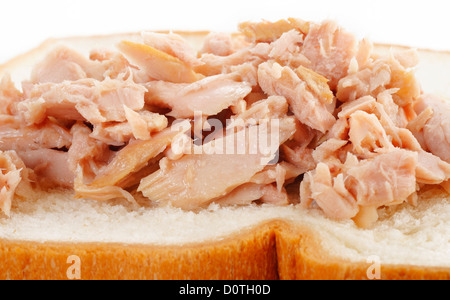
[233,96,289,124]
[301,149,419,224]
[195,43,271,76]
[353,38,374,70]
[89,127,180,189]
[312,138,348,167]
[300,163,359,220]
[387,51,421,106]
[337,50,420,105]
[337,60,391,102]
[348,110,393,157]
[415,95,450,163]
[337,96,377,119]
[375,90,409,128]
[90,122,137,146]
[201,32,234,56]
[0,119,72,152]
[250,161,304,187]
[20,78,146,125]
[301,20,357,89]
[407,106,433,149]
[89,110,167,146]
[0,151,29,216]
[17,148,74,188]
[142,32,202,67]
[138,118,296,209]
[213,183,288,206]
[118,40,203,83]
[346,149,417,207]
[68,123,111,181]
[295,65,334,105]
[0,75,23,116]
[123,106,168,140]
[73,166,136,204]
[89,49,137,80]
[324,117,349,141]
[416,150,450,185]
[238,18,309,43]
[258,61,336,133]
[269,29,310,68]
[281,145,315,174]
[145,72,253,118]
[289,119,317,148]
[30,46,106,83]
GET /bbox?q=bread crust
[0,31,449,280]
[1,220,449,280]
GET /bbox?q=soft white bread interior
[0,32,449,273]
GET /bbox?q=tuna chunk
[30,46,105,83]
[238,18,309,43]
[416,95,450,163]
[141,32,201,67]
[20,78,146,125]
[250,161,304,188]
[258,61,336,133]
[337,60,391,102]
[68,123,111,181]
[232,96,289,124]
[0,119,72,152]
[300,163,359,220]
[268,29,309,68]
[89,127,180,189]
[337,49,420,106]
[145,72,253,118]
[346,149,417,207]
[138,118,296,209]
[348,110,393,158]
[17,148,74,188]
[73,166,135,204]
[301,20,357,89]
[118,40,203,83]
[213,183,289,206]
[0,75,23,116]
[0,151,31,216]
[281,145,315,173]
[201,32,234,56]
[195,43,271,76]
[416,150,450,185]
[88,110,167,146]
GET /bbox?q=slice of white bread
[0,32,449,280]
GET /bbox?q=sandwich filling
[0,18,449,227]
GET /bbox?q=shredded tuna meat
[0,18,448,227]
[0,151,34,216]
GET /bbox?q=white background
[0,0,449,64]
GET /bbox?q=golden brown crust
[276,223,450,280]
[0,222,279,280]
[1,220,449,280]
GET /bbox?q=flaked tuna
[0,18,448,226]
[258,61,336,133]
[238,18,309,43]
[213,183,289,206]
[138,118,296,209]
[142,32,202,67]
[0,151,32,216]
[414,95,450,163]
[145,72,253,118]
[20,78,146,125]
[118,40,203,83]
[301,20,357,89]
